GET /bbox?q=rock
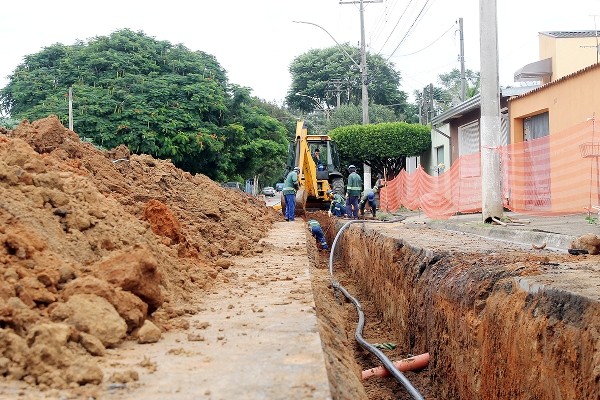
[50,294,127,347]
[62,276,147,332]
[93,245,163,311]
[25,323,75,383]
[79,332,106,356]
[137,320,162,344]
[66,357,103,385]
[143,200,183,244]
[215,258,232,269]
[570,233,600,255]
[109,369,139,383]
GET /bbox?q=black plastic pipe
[328,218,424,400]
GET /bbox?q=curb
[426,221,576,252]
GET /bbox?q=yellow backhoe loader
[281,120,345,216]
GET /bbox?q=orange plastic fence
[379,119,598,219]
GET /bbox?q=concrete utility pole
[340,0,382,191]
[459,18,466,102]
[68,87,73,131]
[326,79,345,108]
[479,0,503,222]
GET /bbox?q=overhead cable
[395,24,454,57]
[386,0,435,61]
[376,0,416,54]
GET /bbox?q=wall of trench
[330,222,600,400]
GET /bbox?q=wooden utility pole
[479,0,503,222]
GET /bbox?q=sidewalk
[400,211,598,252]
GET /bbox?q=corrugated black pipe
[328,218,424,400]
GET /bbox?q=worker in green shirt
[327,190,346,217]
[345,165,362,219]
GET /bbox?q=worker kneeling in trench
[308,219,329,250]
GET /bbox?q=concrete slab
[401,211,599,251]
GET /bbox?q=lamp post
[293,19,372,190]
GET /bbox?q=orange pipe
[361,352,430,380]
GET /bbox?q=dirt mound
[0,115,278,390]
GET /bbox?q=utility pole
[479,0,503,222]
[68,87,73,131]
[459,18,466,102]
[340,0,382,191]
[428,83,434,123]
[326,79,345,107]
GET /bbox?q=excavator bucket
[279,190,308,218]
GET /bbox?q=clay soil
[0,116,411,399]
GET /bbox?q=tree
[285,45,413,120]
[437,68,480,106]
[326,103,397,130]
[0,29,289,183]
[329,122,431,180]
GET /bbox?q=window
[524,112,549,141]
[458,121,480,155]
[436,146,445,166]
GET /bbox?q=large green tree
[326,103,397,130]
[285,45,412,120]
[329,122,431,180]
[0,29,288,183]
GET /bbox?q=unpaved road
[0,221,332,400]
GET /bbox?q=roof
[509,62,600,101]
[514,58,552,82]
[541,30,600,38]
[431,87,538,126]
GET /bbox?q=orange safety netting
[379,119,599,219]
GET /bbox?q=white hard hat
[293,166,300,172]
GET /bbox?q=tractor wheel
[331,177,345,196]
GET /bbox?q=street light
[292,20,368,119]
[293,19,372,190]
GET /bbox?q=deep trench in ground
[306,212,600,400]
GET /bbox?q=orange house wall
[509,65,600,143]
[508,65,600,212]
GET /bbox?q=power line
[371,0,401,47]
[394,23,454,57]
[376,0,416,54]
[386,0,436,61]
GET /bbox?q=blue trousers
[284,193,296,221]
[360,199,377,216]
[346,195,359,219]
[332,203,346,216]
[310,226,328,250]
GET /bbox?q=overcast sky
[1,0,599,107]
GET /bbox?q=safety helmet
[293,166,300,172]
[348,164,356,170]
[326,189,333,196]
[367,191,375,200]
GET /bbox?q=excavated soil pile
[0,115,278,390]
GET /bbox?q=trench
[305,213,600,400]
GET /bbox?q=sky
[1,0,600,108]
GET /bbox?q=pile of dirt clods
[0,115,278,390]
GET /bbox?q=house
[514,30,600,84]
[417,30,599,175]
[420,87,533,175]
